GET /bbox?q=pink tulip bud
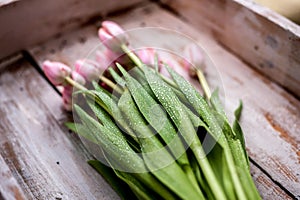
[71,71,86,85]
[96,49,131,67]
[75,59,103,81]
[136,48,157,66]
[42,60,71,86]
[62,85,73,111]
[98,21,128,52]
[183,44,205,78]
[96,49,116,66]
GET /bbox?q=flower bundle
[42,21,261,200]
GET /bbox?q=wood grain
[0,0,145,60]
[0,58,119,200]
[250,163,294,200]
[0,155,26,200]
[29,3,299,199]
[160,0,300,98]
[0,0,18,6]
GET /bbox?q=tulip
[42,60,71,86]
[183,43,211,97]
[136,48,158,66]
[182,44,205,78]
[71,71,86,85]
[96,49,131,69]
[75,59,103,81]
[62,85,73,111]
[96,49,117,67]
[98,21,128,52]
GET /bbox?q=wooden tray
[0,0,299,199]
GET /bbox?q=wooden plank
[0,58,119,200]
[253,0,300,24]
[0,155,26,200]
[29,3,299,198]
[0,0,145,60]
[250,163,294,200]
[160,0,300,98]
[0,0,18,6]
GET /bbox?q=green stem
[223,141,248,200]
[190,139,227,200]
[65,76,87,91]
[121,44,143,67]
[183,165,204,197]
[99,75,124,94]
[65,76,108,112]
[195,70,248,199]
[196,69,211,100]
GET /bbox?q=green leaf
[167,66,251,200]
[102,150,159,200]
[210,89,226,117]
[190,154,215,200]
[108,68,126,87]
[65,122,76,132]
[87,100,141,153]
[74,104,145,173]
[118,90,202,199]
[116,63,188,166]
[211,107,261,200]
[65,122,99,144]
[234,100,243,121]
[113,170,156,200]
[232,101,248,165]
[88,160,137,200]
[117,64,205,200]
[81,88,137,141]
[167,66,224,142]
[75,104,176,199]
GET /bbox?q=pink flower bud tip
[75,59,102,81]
[98,21,128,52]
[42,60,71,86]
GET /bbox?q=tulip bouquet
[42,21,261,200]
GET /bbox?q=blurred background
[254,0,300,24]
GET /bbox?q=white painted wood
[0,0,18,6]
[0,58,120,200]
[0,0,144,59]
[0,155,26,200]
[161,0,300,98]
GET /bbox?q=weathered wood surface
[160,0,300,98]
[0,0,18,6]
[0,58,119,200]
[0,155,26,200]
[250,164,293,200]
[29,3,300,199]
[0,0,145,60]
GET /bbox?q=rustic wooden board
[250,164,293,200]
[0,58,119,200]
[0,155,26,200]
[0,0,145,60]
[29,3,300,199]
[0,0,18,6]
[159,0,300,99]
